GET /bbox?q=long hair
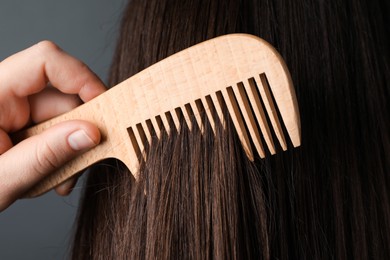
[72,0,390,259]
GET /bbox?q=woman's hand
[0,41,106,211]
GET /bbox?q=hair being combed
[73,113,269,259]
[72,0,390,259]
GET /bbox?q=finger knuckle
[34,140,61,175]
[35,40,61,54]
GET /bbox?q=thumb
[0,120,100,211]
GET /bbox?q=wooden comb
[13,34,301,197]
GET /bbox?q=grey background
[0,1,127,259]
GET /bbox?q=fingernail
[68,130,96,151]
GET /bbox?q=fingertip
[79,85,106,102]
[55,177,78,196]
[67,121,101,151]
[78,75,107,102]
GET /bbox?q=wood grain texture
[12,34,301,197]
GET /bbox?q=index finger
[0,40,106,102]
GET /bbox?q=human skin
[0,41,106,211]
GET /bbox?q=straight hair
[72,0,390,259]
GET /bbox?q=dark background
[0,1,127,259]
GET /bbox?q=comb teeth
[127,73,290,161]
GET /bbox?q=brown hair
[72,0,390,259]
